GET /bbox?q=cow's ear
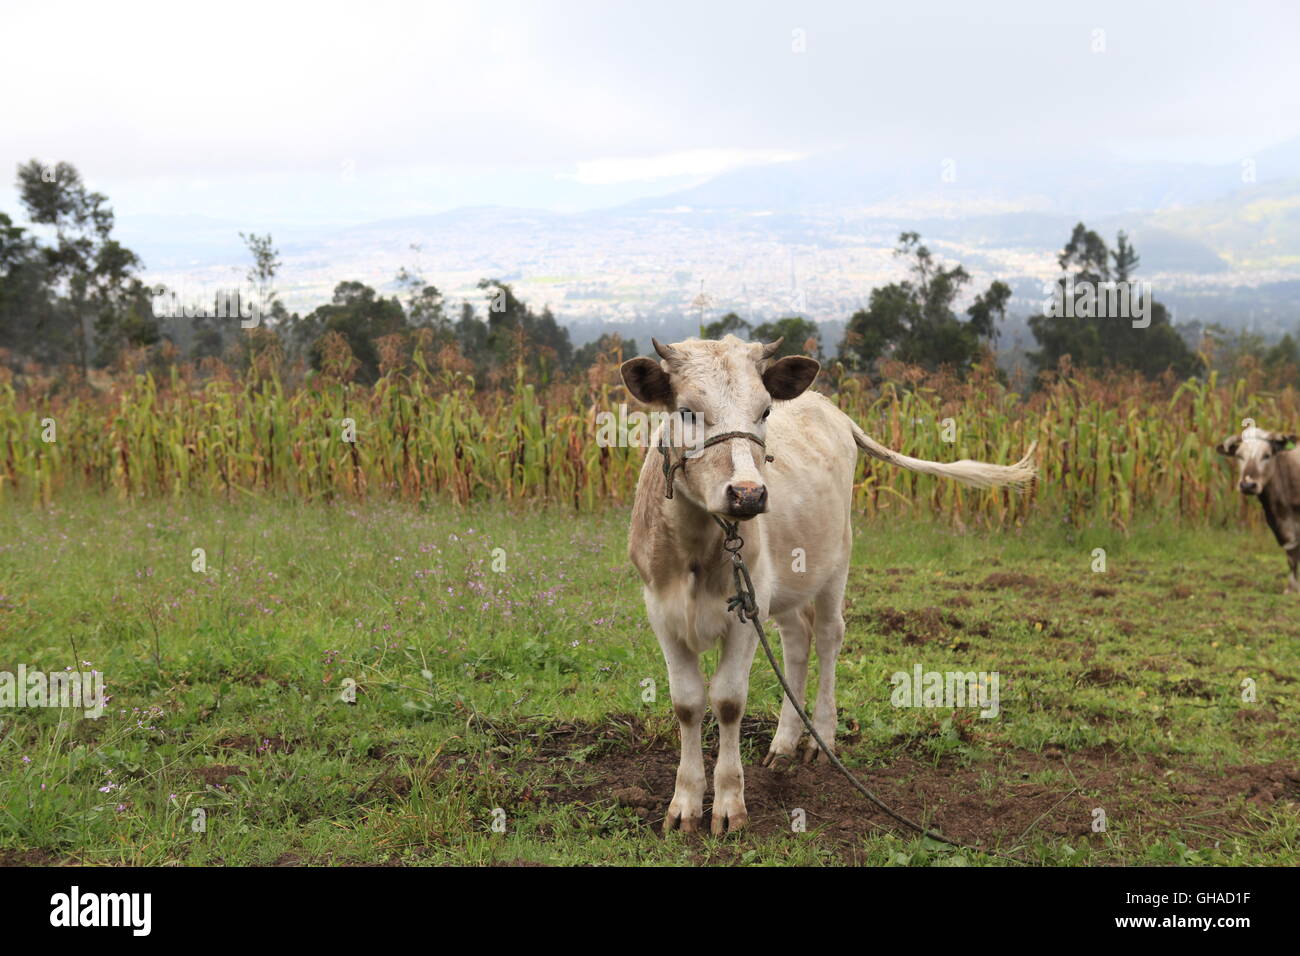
[1271,434,1298,451]
[1216,435,1241,457]
[763,356,820,400]
[621,357,674,407]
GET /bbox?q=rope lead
[710,514,1025,864]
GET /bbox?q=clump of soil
[0,848,60,866]
[217,734,295,754]
[360,772,413,802]
[190,765,245,787]
[1078,667,1131,687]
[980,573,1041,591]
[872,606,966,645]
[612,785,657,818]
[1162,677,1216,699]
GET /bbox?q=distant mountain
[115,214,349,272]
[335,206,565,242]
[123,140,1300,333]
[1144,178,1300,272]
[621,141,1300,220]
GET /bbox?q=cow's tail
[850,422,1037,490]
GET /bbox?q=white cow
[621,335,1035,833]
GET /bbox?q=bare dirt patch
[1161,677,1216,700]
[527,727,1300,861]
[862,606,966,646]
[190,765,246,787]
[217,734,296,754]
[1078,667,1131,687]
[980,573,1042,591]
[0,848,62,866]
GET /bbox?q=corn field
[1,356,1294,529]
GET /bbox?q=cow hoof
[710,806,749,835]
[664,809,703,833]
[800,739,832,765]
[761,749,798,773]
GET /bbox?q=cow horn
[652,338,683,363]
[760,338,784,359]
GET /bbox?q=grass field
[1,495,1297,866]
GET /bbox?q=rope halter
[656,428,774,500]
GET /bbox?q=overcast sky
[2,0,1298,225]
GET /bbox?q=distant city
[110,143,1300,350]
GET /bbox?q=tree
[16,160,153,370]
[476,278,572,381]
[0,212,54,363]
[1027,224,1201,379]
[573,332,639,368]
[1058,222,1110,284]
[396,269,449,336]
[455,300,489,369]
[1111,230,1140,283]
[702,312,751,340]
[841,283,909,365]
[751,317,820,359]
[838,233,1003,372]
[395,246,451,342]
[92,280,160,366]
[966,281,1012,346]
[240,232,281,319]
[1264,333,1300,385]
[189,308,227,360]
[305,281,408,383]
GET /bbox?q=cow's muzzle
[1239,479,1261,495]
[726,481,768,517]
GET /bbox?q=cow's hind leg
[762,604,814,769]
[802,574,848,764]
[656,632,706,832]
[710,620,758,833]
[1287,547,1300,594]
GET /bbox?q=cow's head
[621,335,820,518]
[1216,426,1297,495]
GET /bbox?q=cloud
[3,0,1298,222]
[561,148,807,185]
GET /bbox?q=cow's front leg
[656,632,706,832]
[1287,547,1300,594]
[710,621,758,834]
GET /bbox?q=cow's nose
[726,482,768,516]
[1240,479,1259,495]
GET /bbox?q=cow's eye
[1264,453,1272,461]
[761,407,772,421]
[678,407,696,422]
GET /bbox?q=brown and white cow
[1217,425,1300,593]
[620,335,1036,833]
